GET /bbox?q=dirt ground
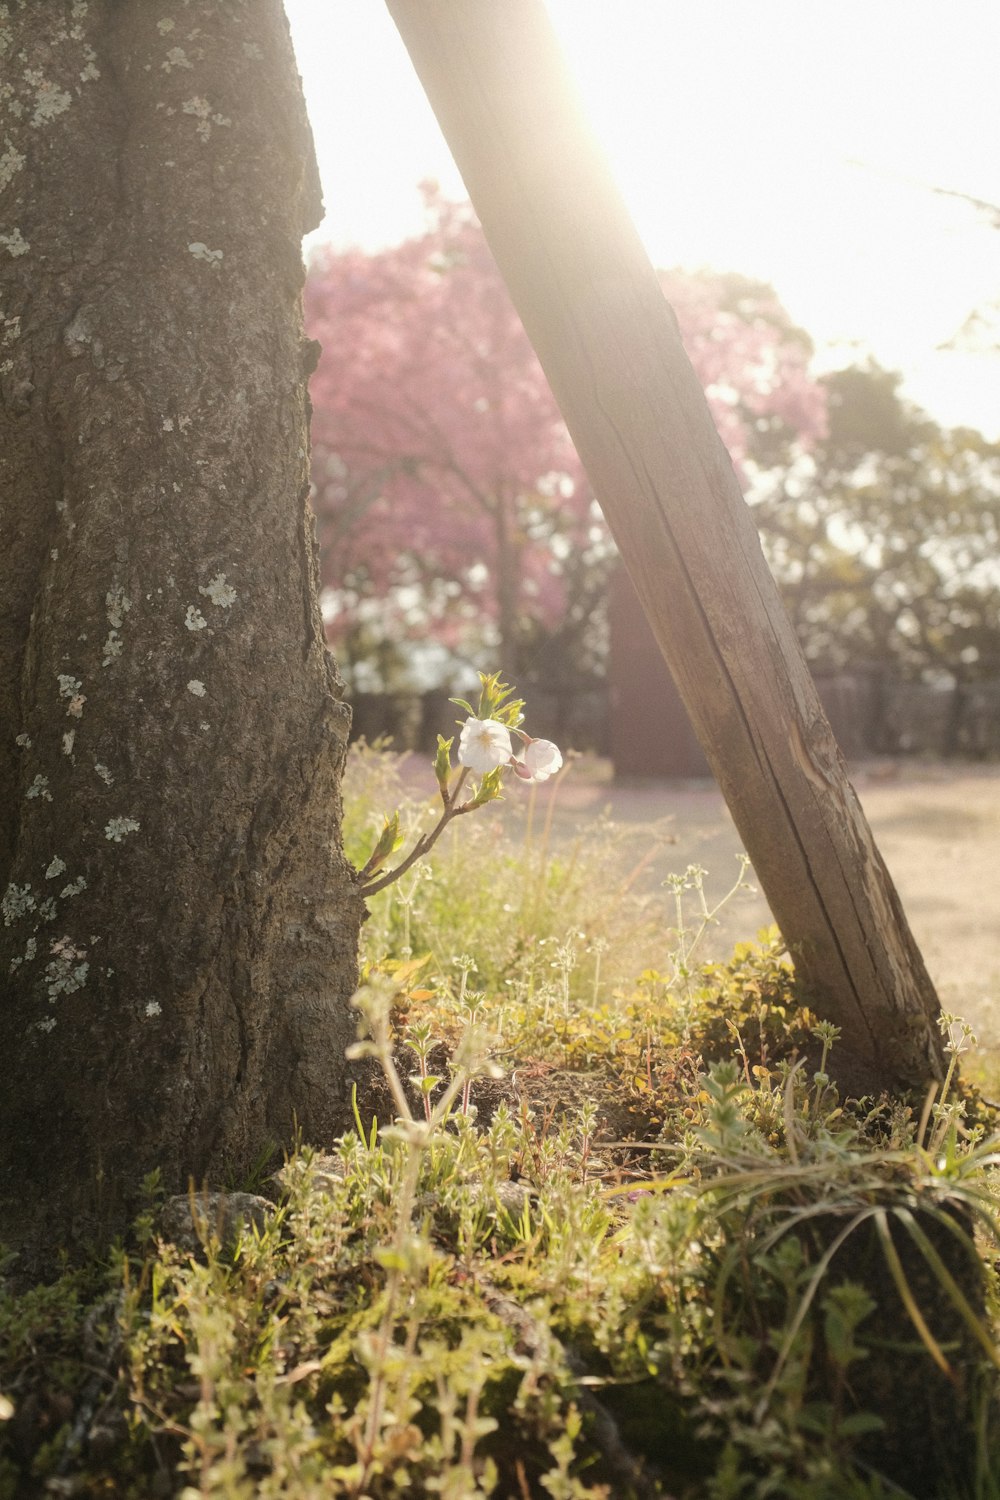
[511,757,1000,1054]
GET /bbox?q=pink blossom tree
[306,187,825,688]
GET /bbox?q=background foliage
[306,189,826,697]
[306,194,1000,710]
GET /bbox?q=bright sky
[285,1,1000,438]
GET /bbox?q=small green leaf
[433,734,453,791]
[374,1247,407,1272]
[359,811,403,878]
[473,671,525,727]
[838,1412,885,1438]
[464,765,505,809]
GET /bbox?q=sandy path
[514,759,1000,1049]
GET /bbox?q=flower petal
[457,717,513,773]
[521,738,563,782]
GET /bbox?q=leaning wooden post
[387,0,945,1095]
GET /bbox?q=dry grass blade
[873,1207,954,1379]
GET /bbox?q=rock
[157,1191,275,1256]
[488,1180,533,1216]
[272,1153,345,1196]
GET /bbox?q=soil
[508,757,1000,1057]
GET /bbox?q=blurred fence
[347,686,610,759]
[608,665,1000,778]
[344,675,1000,771]
[605,563,1000,775]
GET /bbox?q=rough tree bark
[387,0,946,1096]
[0,2,363,1250]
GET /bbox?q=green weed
[2,747,999,1499]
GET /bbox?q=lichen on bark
[0,1,363,1254]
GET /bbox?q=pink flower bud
[519,737,563,783]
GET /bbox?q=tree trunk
[387,0,946,1096]
[0,2,363,1252]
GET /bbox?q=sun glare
[286,0,1000,435]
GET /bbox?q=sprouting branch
[358,767,474,897]
[355,672,562,900]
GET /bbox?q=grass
[2,743,999,1499]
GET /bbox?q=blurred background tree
[752,364,1000,685]
[305,192,1000,744]
[306,189,825,698]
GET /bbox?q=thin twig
[359,768,474,897]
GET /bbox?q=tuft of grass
[4,1029,999,1498]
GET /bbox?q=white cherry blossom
[457,717,512,773]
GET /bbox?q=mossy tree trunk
[387,0,946,1097]
[0,1,363,1251]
